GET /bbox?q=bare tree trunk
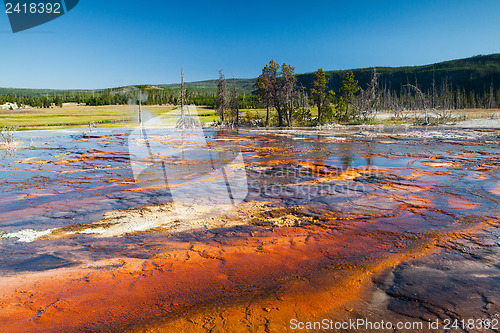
[317,102,321,124]
[266,103,270,127]
[180,68,185,118]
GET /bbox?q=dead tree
[180,68,185,117]
[404,83,431,124]
[357,68,379,120]
[215,70,229,123]
[176,70,199,129]
[229,74,239,126]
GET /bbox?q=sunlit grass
[0,105,135,129]
[4,105,493,130]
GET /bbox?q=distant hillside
[178,53,500,95]
[0,88,91,97]
[158,54,500,96]
[158,78,257,94]
[172,54,500,95]
[1,54,500,97]
[298,53,500,95]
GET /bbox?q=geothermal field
[0,124,498,332]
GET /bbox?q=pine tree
[339,70,360,120]
[280,63,297,127]
[310,68,334,124]
[257,60,279,126]
[311,68,327,124]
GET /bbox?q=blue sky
[0,0,499,89]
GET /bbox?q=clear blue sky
[0,0,499,89]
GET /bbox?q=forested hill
[159,79,257,94]
[161,53,500,95]
[1,53,500,98]
[299,53,500,95]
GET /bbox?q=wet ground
[0,126,498,332]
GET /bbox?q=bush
[292,107,312,125]
[0,125,17,145]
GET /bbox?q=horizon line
[1,52,498,91]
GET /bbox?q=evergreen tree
[311,68,326,124]
[280,63,298,127]
[339,70,360,120]
[257,60,279,126]
[310,68,334,124]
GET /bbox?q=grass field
[1,104,498,130]
[0,104,275,130]
[0,105,135,130]
[0,105,225,130]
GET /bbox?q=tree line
[248,59,500,126]
[0,87,258,109]
[2,57,500,128]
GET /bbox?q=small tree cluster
[215,70,240,126]
[257,60,300,127]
